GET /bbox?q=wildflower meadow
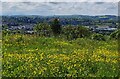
[2,34,119,77]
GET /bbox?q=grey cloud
[1,2,118,16]
[49,2,67,5]
[94,2,105,4]
[49,2,59,5]
[107,6,116,9]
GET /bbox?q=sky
[0,1,119,16]
[1,0,120,2]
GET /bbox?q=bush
[34,23,52,37]
[91,34,106,41]
[50,18,61,36]
[116,31,120,39]
[110,29,120,40]
[2,30,12,36]
[62,25,91,40]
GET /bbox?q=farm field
[2,34,119,77]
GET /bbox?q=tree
[91,33,106,41]
[2,25,11,36]
[34,23,52,37]
[2,25,9,30]
[110,29,120,40]
[50,18,61,36]
[62,25,91,40]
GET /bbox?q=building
[93,26,117,34]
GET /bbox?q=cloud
[94,2,105,4]
[1,2,118,16]
[1,0,120,2]
[49,2,59,5]
[0,2,1,15]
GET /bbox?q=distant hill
[1,15,118,27]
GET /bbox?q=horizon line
[0,14,118,16]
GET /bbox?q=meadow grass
[2,34,119,77]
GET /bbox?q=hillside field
[2,34,119,77]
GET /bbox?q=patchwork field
[2,34,119,77]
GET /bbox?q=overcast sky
[1,0,120,2]
[1,2,118,16]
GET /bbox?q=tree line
[2,18,120,41]
[33,18,120,41]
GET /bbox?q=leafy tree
[34,23,52,37]
[2,25,12,36]
[91,33,106,41]
[110,29,120,40]
[50,18,61,36]
[62,25,91,40]
[2,25,9,30]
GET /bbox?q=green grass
[2,34,119,77]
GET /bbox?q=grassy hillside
[2,34,119,77]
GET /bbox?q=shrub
[2,30,12,36]
[116,31,120,39]
[91,33,106,41]
[34,23,52,37]
[62,25,91,40]
[50,18,61,36]
[110,29,120,40]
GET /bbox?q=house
[93,26,117,34]
[25,31,34,34]
[9,24,34,31]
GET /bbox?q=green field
[2,34,119,77]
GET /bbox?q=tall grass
[2,34,119,77]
